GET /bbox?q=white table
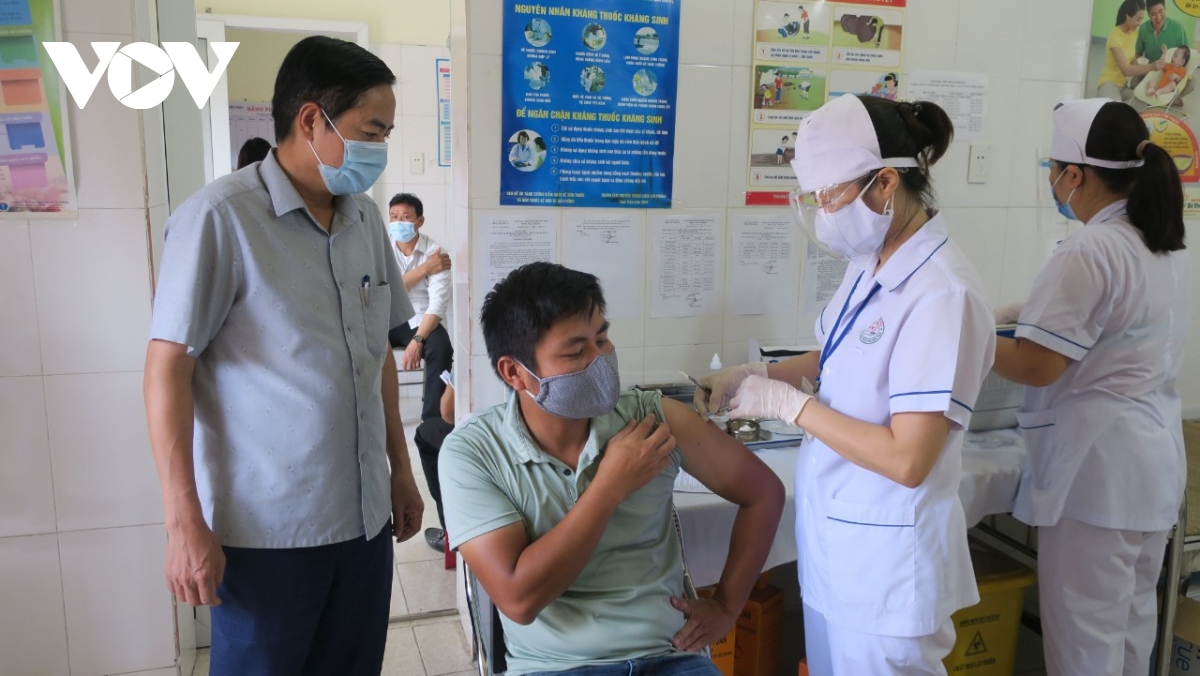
[673,430,1028,587]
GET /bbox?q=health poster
[0,0,75,216]
[746,0,905,206]
[501,1,680,208]
[1086,0,1200,216]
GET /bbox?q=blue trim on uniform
[889,389,952,399]
[827,517,914,528]
[891,238,948,290]
[950,398,973,412]
[1020,423,1055,430]
[1016,323,1093,352]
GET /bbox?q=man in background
[387,192,454,424]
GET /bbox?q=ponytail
[1124,142,1185,252]
[1085,102,1186,253]
[857,95,954,206]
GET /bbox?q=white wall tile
[31,208,152,375]
[954,1,1030,76]
[727,67,752,206]
[1020,0,1094,82]
[469,354,506,411]
[400,45,451,118]
[644,343,724,384]
[0,224,42,376]
[400,115,452,186]
[45,372,162,531]
[1008,79,1085,208]
[0,377,56,538]
[931,77,1020,209]
[731,0,755,68]
[679,0,736,66]
[941,207,1009,305]
[615,346,644,388]
[0,535,70,676]
[903,0,961,73]
[60,525,175,676]
[63,33,146,211]
[672,66,733,209]
[468,0,503,56]
[61,0,133,36]
[999,207,1065,306]
[468,55,502,204]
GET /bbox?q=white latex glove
[728,375,813,426]
[993,302,1023,325]
[693,362,768,414]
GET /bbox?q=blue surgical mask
[308,108,388,195]
[1051,170,1078,221]
[520,351,621,419]
[388,220,417,243]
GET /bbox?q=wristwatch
[413,335,427,345]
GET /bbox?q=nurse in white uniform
[992,99,1192,676]
[696,94,995,675]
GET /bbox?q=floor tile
[398,559,457,614]
[193,649,209,676]
[391,566,410,618]
[382,624,426,676]
[414,619,473,676]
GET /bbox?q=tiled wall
[372,43,455,252]
[453,0,1200,417]
[0,0,179,674]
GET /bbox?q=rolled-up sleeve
[425,267,451,322]
[149,198,238,357]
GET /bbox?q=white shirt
[391,232,451,329]
[1012,200,1192,532]
[799,211,995,636]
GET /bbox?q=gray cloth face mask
[520,350,621,419]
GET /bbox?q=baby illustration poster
[1086,0,1200,214]
[0,0,76,216]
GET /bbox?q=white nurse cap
[789,94,919,193]
[1050,98,1145,169]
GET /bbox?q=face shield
[788,172,876,258]
[1036,153,1081,256]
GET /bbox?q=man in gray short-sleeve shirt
[144,36,423,675]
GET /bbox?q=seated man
[441,262,785,676]
[386,192,453,421]
[415,370,455,551]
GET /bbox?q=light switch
[968,144,990,184]
[410,152,425,174]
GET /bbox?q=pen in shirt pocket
[361,275,371,307]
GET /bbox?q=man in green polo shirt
[1135,0,1193,97]
[440,263,785,676]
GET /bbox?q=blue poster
[501,0,679,208]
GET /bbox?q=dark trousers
[388,321,453,421]
[209,524,393,676]
[415,417,454,531]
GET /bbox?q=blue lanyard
[819,272,882,374]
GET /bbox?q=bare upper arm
[146,339,195,374]
[661,398,784,507]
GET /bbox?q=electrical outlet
[410,152,425,174]
[968,144,990,184]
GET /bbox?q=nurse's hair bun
[858,95,954,205]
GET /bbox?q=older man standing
[144,36,423,675]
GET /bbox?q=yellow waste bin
[942,540,1037,675]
